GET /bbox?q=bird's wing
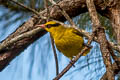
[70,28,84,37]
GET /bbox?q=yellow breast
[54,28,84,59]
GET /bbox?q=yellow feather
[44,21,90,59]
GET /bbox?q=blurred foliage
[0,0,118,80]
[77,12,115,42]
[99,14,116,43]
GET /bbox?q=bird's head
[40,21,61,33]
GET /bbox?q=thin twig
[44,0,59,75]
[49,0,76,27]
[44,0,50,21]
[50,34,59,75]
[10,0,46,19]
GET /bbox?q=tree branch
[101,62,120,80]
[49,0,76,26]
[108,0,120,43]
[44,0,59,75]
[86,0,114,80]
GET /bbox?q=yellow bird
[40,21,90,60]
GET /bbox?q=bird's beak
[37,24,46,29]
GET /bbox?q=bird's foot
[70,61,75,67]
[70,57,76,67]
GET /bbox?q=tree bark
[86,0,114,79]
[108,0,120,43]
[101,62,120,80]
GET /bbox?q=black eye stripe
[46,25,51,28]
[46,23,60,28]
[51,23,60,26]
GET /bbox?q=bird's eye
[46,25,51,28]
[46,23,60,28]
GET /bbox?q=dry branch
[86,0,114,80]
[44,0,59,75]
[107,0,120,43]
